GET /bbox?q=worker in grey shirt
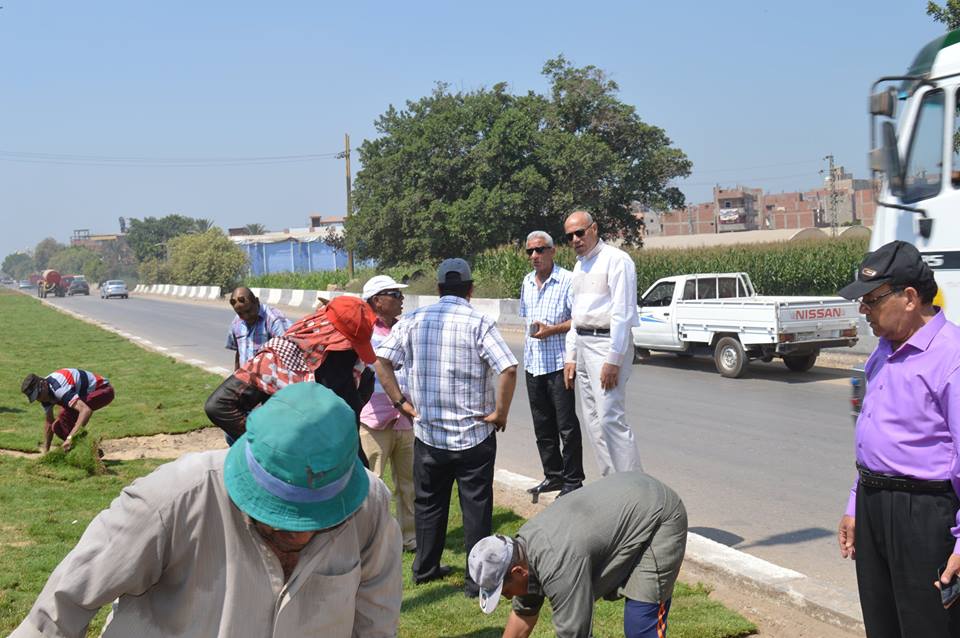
[469,472,687,638]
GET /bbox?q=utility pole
[342,133,355,277]
[824,154,839,237]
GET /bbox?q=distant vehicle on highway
[100,280,128,299]
[632,272,860,377]
[18,280,33,289]
[1,277,13,285]
[67,277,90,296]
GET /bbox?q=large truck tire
[714,337,746,378]
[783,352,818,372]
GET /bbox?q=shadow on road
[689,527,745,546]
[690,525,833,550]
[633,353,855,385]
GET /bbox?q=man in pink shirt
[837,240,960,637]
[360,275,416,552]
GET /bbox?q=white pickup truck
[632,272,860,377]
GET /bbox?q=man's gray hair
[525,230,554,247]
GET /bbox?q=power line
[684,159,821,175]
[677,171,820,187]
[0,149,347,167]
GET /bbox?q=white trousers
[575,335,642,475]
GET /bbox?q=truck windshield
[903,89,945,203]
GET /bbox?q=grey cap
[437,258,472,284]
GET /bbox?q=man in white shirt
[562,210,642,475]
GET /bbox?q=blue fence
[238,238,350,277]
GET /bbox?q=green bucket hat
[223,382,369,532]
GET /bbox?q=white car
[100,280,128,299]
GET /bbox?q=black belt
[857,464,953,494]
[576,327,610,336]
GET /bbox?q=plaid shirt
[519,265,574,376]
[225,304,292,366]
[376,296,518,451]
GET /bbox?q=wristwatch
[393,397,407,409]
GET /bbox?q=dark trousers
[204,375,270,441]
[526,369,584,487]
[412,433,496,594]
[52,385,115,439]
[855,484,960,637]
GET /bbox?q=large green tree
[928,1,960,29]
[166,229,248,291]
[347,56,691,264]
[126,214,205,262]
[2,253,34,279]
[48,246,99,276]
[33,237,66,271]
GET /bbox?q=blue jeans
[624,598,671,638]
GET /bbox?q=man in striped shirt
[375,258,519,597]
[21,368,114,453]
[520,230,583,497]
[563,210,642,475]
[225,287,292,369]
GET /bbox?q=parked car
[67,277,90,296]
[18,280,33,289]
[100,280,128,299]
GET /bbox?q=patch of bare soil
[101,428,227,460]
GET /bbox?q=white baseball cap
[468,534,515,614]
[361,275,408,302]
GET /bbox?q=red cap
[324,296,377,364]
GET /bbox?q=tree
[2,252,34,279]
[33,237,65,270]
[138,257,171,285]
[166,229,248,291]
[243,223,267,235]
[320,227,345,252]
[194,218,216,233]
[126,214,205,262]
[928,0,960,29]
[346,57,691,265]
[48,246,99,275]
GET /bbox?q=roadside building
[229,215,352,277]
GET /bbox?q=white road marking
[169,352,185,358]
[155,346,168,351]
[186,358,205,365]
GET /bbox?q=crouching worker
[21,369,114,453]
[469,471,687,638]
[10,382,402,638]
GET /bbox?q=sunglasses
[565,227,590,241]
[525,246,550,255]
[375,290,404,299]
[228,296,249,306]
[859,288,902,308]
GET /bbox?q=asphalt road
[40,292,861,597]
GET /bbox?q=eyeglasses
[859,288,901,308]
[525,246,550,255]
[565,227,590,241]
[375,290,404,299]
[229,296,248,306]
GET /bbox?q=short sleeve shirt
[41,368,109,413]
[225,304,292,365]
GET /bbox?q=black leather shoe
[526,479,563,495]
[558,484,582,497]
[414,565,452,585]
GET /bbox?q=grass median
[0,289,756,637]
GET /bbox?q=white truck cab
[633,272,859,377]
[869,29,960,320]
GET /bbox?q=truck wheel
[633,346,651,364]
[783,353,818,372]
[714,337,746,378]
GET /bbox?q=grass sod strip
[0,289,756,637]
[0,290,221,451]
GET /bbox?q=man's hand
[483,410,507,432]
[530,321,550,340]
[838,515,856,559]
[398,400,419,421]
[600,363,620,391]
[936,552,960,591]
[563,362,576,390]
[62,436,74,452]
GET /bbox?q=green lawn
[0,290,221,451]
[0,289,756,637]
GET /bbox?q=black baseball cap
[837,240,935,300]
[21,373,45,403]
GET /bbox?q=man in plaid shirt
[375,258,518,598]
[520,231,583,498]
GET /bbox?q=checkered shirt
[225,303,292,365]
[376,296,518,451]
[519,265,574,376]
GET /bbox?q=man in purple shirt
[837,240,960,637]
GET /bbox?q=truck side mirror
[880,121,905,197]
[869,87,898,117]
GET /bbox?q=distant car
[1,277,13,285]
[67,278,90,296]
[18,280,33,289]
[100,280,128,299]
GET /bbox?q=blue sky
[0,1,945,258]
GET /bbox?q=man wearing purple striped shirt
[837,240,960,637]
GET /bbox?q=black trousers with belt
[856,483,960,637]
[526,369,584,488]
[412,433,496,595]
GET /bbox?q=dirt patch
[101,428,227,460]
